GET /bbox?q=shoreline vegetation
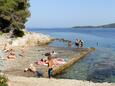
[73,23,115,28]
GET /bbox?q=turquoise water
[28,28,115,82]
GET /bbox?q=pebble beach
[0,33,115,86]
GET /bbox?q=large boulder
[12,32,53,46]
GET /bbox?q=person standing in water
[97,42,99,46]
[79,39,84,48]
[75,38,80,48]
[68,41,72,48]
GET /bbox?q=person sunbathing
[24,64,43,77]
[68,41,72,48]
[3,43,11,52]
[19,46,26,57]
[24,64,36,72]
[44,51,58,57]
[35,59,48,66]
[53,58,66,66]
[6,49,16,60]
[35,58,66,66]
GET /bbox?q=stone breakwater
[52,48,95,76]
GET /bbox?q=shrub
[13,29,25,37]
[0,74,8,86]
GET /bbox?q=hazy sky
[26,0,115,28]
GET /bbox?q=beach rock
[0,32,53,47]
[11,32,53,46]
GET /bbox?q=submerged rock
[87,61,115,83]
[87,68,112,82]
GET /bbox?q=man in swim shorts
[46,55,55,78]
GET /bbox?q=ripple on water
[55,48,115,83]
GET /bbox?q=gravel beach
[0,46,80,77]
[0,45,115,86]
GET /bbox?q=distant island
[73,23,115,28]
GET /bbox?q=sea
[28,28,115,83]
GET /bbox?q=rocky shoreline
[0,32,53,47]
[1,46,115,86]
[0,33,115,86]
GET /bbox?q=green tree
[0,0,30,37]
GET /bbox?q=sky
[26,0,115,28]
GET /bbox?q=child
[46,55,55,78]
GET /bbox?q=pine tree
[0,0,30,37]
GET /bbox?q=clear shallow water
[28,28,115,82]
